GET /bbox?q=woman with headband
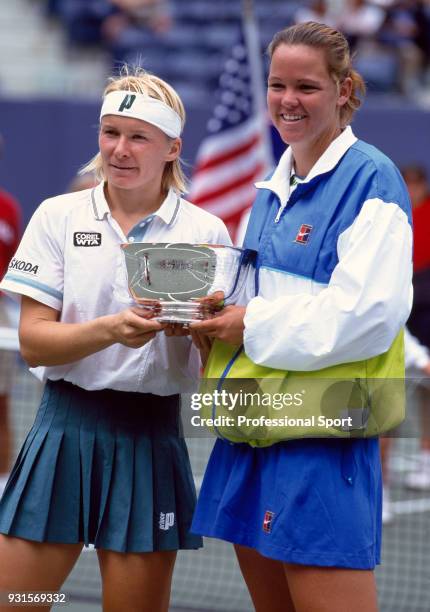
[0,68,230,611]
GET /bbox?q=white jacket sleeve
[244,199,413,371]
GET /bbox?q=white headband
[100,90,182,138]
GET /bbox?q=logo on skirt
[263,510,274,533]
[159,512,175,531]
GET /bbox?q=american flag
[189,9,273,243]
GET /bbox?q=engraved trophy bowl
[121,242,244,323]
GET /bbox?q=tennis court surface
[4,352,429,612]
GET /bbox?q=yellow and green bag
[199,331,405,447]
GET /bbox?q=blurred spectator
[380,165,430,520]
[407,0,430,77]
[371,0,396,6]
[46,0,63,18]
[380,328,430,523]
[55,0,170,47]
[109,0,171,34]
[294,0,337,27]
[0,135,21,496]
[377,0,423,93]
[101,0,172,65]
[54,0,114,46]
[15,0,430,109]
[402,164,430,490]
[335,0,427,94]
[337,0,386,51]
[404,164,430,343]
[334,1,401,93]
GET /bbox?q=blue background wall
[0,98,429,227]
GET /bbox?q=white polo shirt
[0,182,231,394]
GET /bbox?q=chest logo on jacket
[73,232,102,247]
[294,224,313,245]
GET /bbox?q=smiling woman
[190,21,412,612]
[0,66,231,612]
[267,44,351,173]
[266,26,364,177]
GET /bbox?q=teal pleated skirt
[0,379,203,553]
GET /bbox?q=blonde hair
[268,22,366,127]
[81,66,187,193]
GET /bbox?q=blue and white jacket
[242,126,413,372]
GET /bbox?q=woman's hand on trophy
[163,323,191,337]
[163,291,226,337]
[190,305,246,345]
[134,299,162,318]
[197,290,225,307]
[109,307,166,348]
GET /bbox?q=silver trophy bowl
[121,242,245,323]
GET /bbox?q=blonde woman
[0,68,230,612]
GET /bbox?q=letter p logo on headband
[100,90,182,138]
[118,94,137,113]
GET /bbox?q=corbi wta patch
[73,232,102,247]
